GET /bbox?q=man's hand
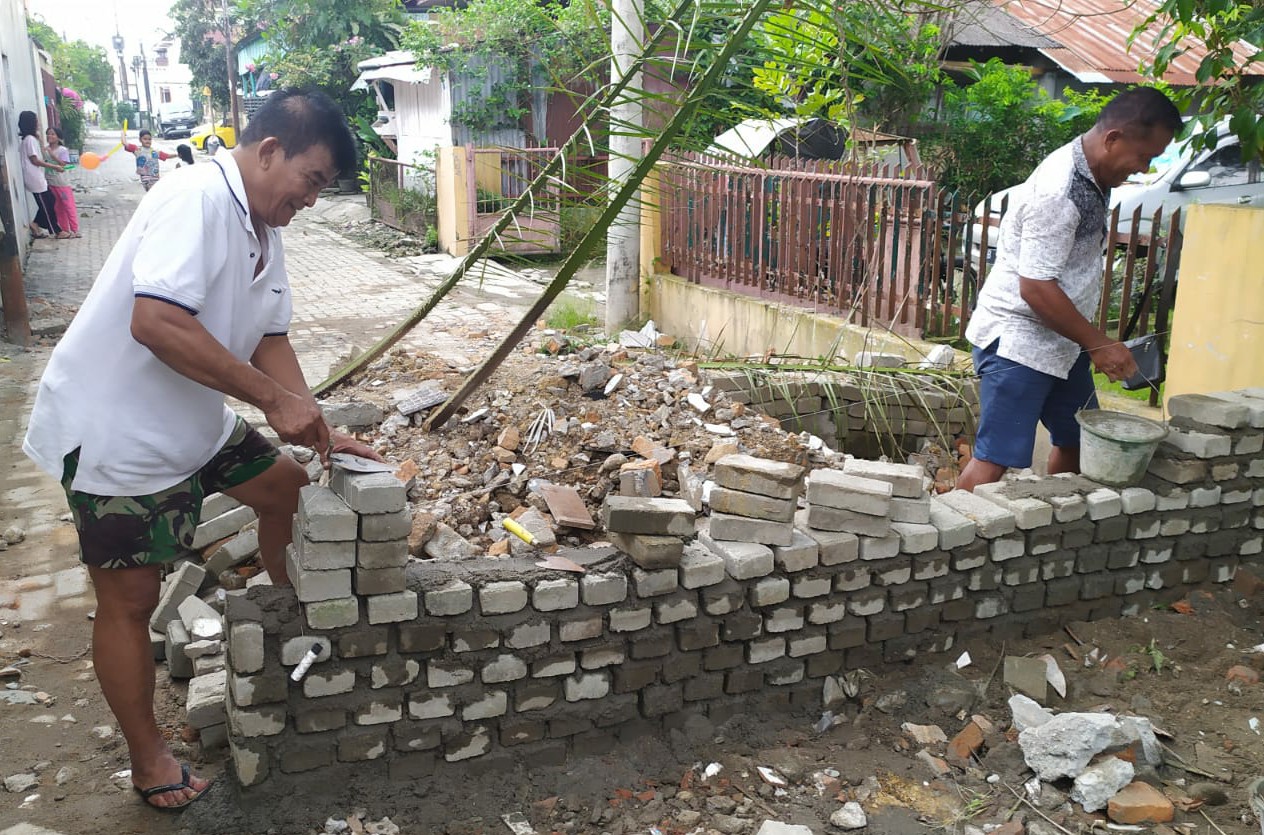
[1088,342,1139,382]
[264,391,330,455]
[331,432,384,463]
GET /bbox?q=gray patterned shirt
[965,137,1108,379]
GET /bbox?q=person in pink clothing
[44,127,80,237]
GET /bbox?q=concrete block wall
[222,389,1264,792]
[704,369,978,457]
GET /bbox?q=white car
[965,121,1262,266]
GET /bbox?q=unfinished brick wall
[220,389,1264,791]
[704,369,979,458]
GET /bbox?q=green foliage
[26,17,116,104]
[240,0,406,53]
[1133,0,1264,161]
[923,59,1108,196]
[170,0,261,111]
[545,294,600,331]
[101,99,117,129]
[750,2,944,132]
[269,38,378,120]
[116,99,138,127]
[57,96,85,149]
[401,0,615,136]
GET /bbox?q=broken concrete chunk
[177,595,223,641]
[1009,694,1054,732]
[1018,712,1118,781]
[1072,757,1135,813]
[320,400,386,428]
[423,522,479,560]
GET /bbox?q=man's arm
[130,298,329,449]
[1019,278,1137,381]
[251,335,381,462]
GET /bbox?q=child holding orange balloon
[44,127,80,237]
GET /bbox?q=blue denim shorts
[972,339,1098,469]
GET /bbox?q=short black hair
[239,88,356,176]
[1096,87,1183,138]
[18,110,38,138]
[177,143,194,165]
[139,129,152,139]
[47,126,65,142]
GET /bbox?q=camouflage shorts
[60,417,279,569]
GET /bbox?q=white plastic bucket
[1075,409,1168,487]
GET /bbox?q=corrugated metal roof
[993,0,1262,85]
[946,1,1058,49]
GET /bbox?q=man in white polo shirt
[23,89,377,811]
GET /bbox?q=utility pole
[223,0,241,137]
[112,32,128,104]
[140,43,154,129]
[604,0,645,334]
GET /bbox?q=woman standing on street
[19,110,66,239]
[45,126,81,237]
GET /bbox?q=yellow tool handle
[502,518,535,545]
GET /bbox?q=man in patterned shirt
[957,88,1182,492]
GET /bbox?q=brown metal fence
[367,155,435,238]
[659,152,1183,391]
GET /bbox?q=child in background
[124,129,173,191]
[44,126,80,237]
[175,144,195,168]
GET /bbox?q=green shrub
[545,294,599,331]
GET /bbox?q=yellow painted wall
[645,272,966,365]
[473,151,501,194]
[1165,204,1264,402]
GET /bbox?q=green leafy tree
[749,1,944,132]
[1132,0,1264,160]
[924,59,1108,196]
[26,17,116,104]
[240,0,406,53]
[170,0,255,113]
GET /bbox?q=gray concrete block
[844,459,925,498]
[228,621,265,675]
[1169,393,1249,429]
[354,566,407,596]
[1154,489,1189,511]
[1048,494,1087,523]
[892,522,938,554]
[794,513,860,564]
[713,454,804,499]
[481,654,528,684]
[632,567,678,598]
[1148,456,1208,484]
[178,595,223,640]
[367,591,419,624]
[282,635,331,666]
[303,667,357,697]
[708,486,797,522]
[858,533,901,560]
[805,469,892,516]
[356,538,409,569]
[580,572,627,606]
[304,598,360,630]
[429,661,477,688]
[292,519,356,570]
[201,492,242,521]
[679,542,726,588]
[1086,487,1122,520]
[1190,485,1223,507]
[298,484,357,541]
[772,529,820,572]
[187,669,228,729]
[1163,428,1232,459]
[151,628,166,661]
[1119,487,1157,514]
[425,579,473,616]
[150,561,208,633]
[533,578,580,610]
[700,530,774,580]
[480,580,529,614]
[192,504,258,549]
[610,531,684,569]
[360,508,412,542]
[330,469,406,514]
[654,596,697,624]
[166,619,194,679]
[750,576,791,607]
[805,505,891,538]
[1209,391,1264,428]
[846,588,886,616]
[601,496,695,536]
[609,606,652,632]
[890,495,931,524]
[928,497,977,549]
[707,512,795,546]
[990,534,1025,562]
[936,490,1017,538]
[286,546,352,603]
[205,528,261,576]
[973,484,1053,529]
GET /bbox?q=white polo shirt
[23,153,293,495]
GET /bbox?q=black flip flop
[134,764,211,812]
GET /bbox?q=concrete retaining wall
[220,389,1264,791]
